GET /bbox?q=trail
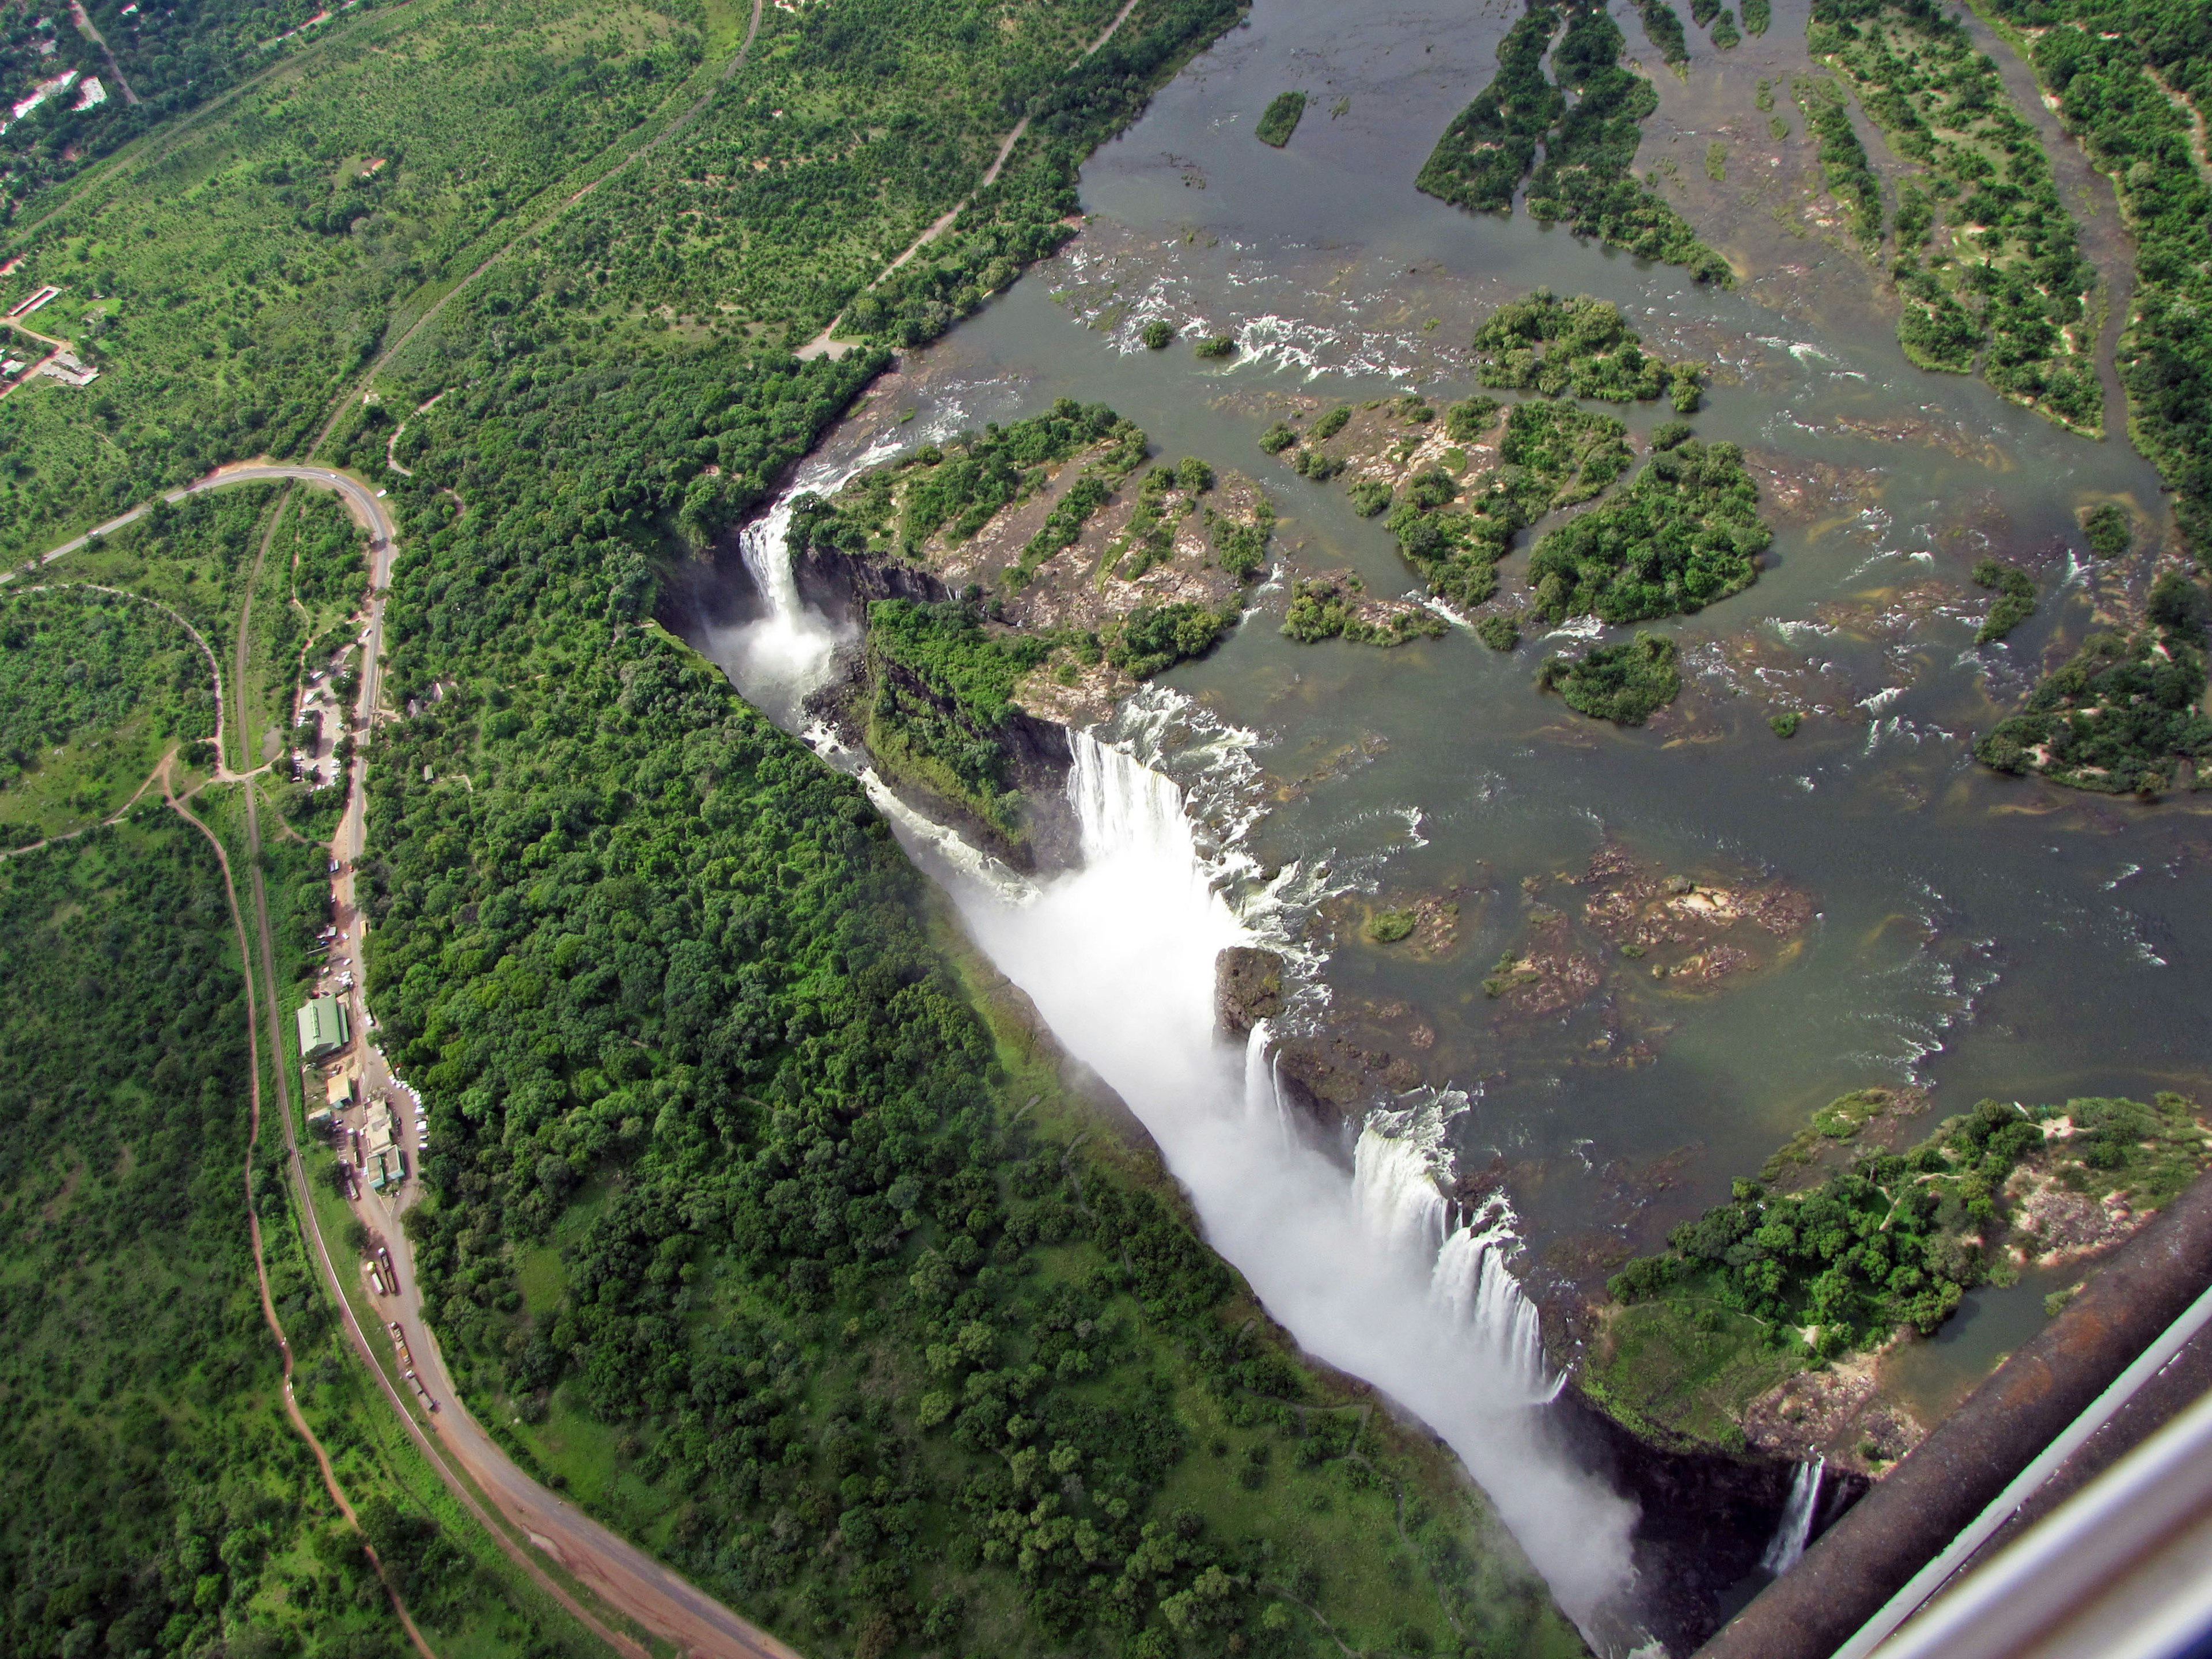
[311,0,768,450]
[10,460,394,581]
[68,0,141,104]
[796,0,1146,359]
[160,762,439,1659]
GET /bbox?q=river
[690,0,2212,1648]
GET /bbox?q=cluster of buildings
[300,991,429,1195]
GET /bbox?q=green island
[1589,1088,2212,1457]
[1416,0,1732,282]
[1537,632,1683,724]
[1971,558,2039,645]
[1255,90,1307,147]
[1810,0,2103,433]
[1637,0,1692,70]
[1793,75,1885,246]
[1988,0,2212,546]
[1975,571,2212,795]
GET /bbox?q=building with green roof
[297,995,350,1062]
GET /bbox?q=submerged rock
[1213,945,1284,1036]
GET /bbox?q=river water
[696,0,2212,1646]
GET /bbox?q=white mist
[941,731,1641,1638]
[714,478,1644,1648]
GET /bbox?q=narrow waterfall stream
[1759,1459,1827,1578]
[710,483,1649,1649]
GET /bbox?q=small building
[297,995,350,1062]
[325,1071,356,1111]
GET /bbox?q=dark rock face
[1553,1384,1867,1654]
[1270,1032,1424,1126]
[1214,946,1284,1036]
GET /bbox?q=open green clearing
[0,0,709,563]
[0,584,214,844]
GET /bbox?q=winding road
[31,464,804,1659]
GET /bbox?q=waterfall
[713,597,1645,1648]
[933,725,1641,1643]
[1760,1458,1825,1576]
[706,439,904,725]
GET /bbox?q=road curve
[10,460,397,582]
[25,460,805,1657]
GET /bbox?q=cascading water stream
[945,728,1642,1645]
[704,439,904,725]
[713,495,1645,1650]
[1759,1457,1826,1577]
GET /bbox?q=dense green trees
[1417,0,1731,281]
[1976,572,2212,793]
[0,812,558,1659]
[1525,436,1768,623]
[1610,1092,2212,1357]
[1472,291,1705,408]
[1810,0,2101,431]
[1255,91,1307,147]
[1971,558,2037,643]
[1987,0,2212,546]
[1536,632,1682,722]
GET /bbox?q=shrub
[1313,405,1353,441]
[1255,90,1307,147]
[1476,614,1521,652]
[1972,558,2037,644]
[1537,632,1681,723]
[1258,423,1298,454]
[2084,503,2131,559]
[1194,335,1237,359]
[1365,908,1417,943]
[1347,478,1393,517]
[1141,319,1177,350]
[1770,710,1802,738]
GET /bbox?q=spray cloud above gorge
[5,0,2212,1657]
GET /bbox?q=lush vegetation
[1525,435,1769,623]
[1811,0,2101,432]
[0,809,577,1659]
[1476,615,1521,652]
[1108,599,1241,676]
[1743,0,1771,32]
[1794,75,1884,245]
[1972,557,2037,643]
[1536,632,1681,723]
[2084,502,2133,559]
[1,0,395,223]
[0,584,214,842]
[1255,91,1306,147]
[1975,571,2212,794]
[1637,0,1692,69]
[0,0,715,563]
[1608,1090,2212,1357]
[1281,579,1448,647]
[1416,0,1730,281]
[865,597,1057,832]
[1471,291,1705,408]
[1989,0,2212,548]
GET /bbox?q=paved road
[8,460,395,581]
[27,459,804,1657]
